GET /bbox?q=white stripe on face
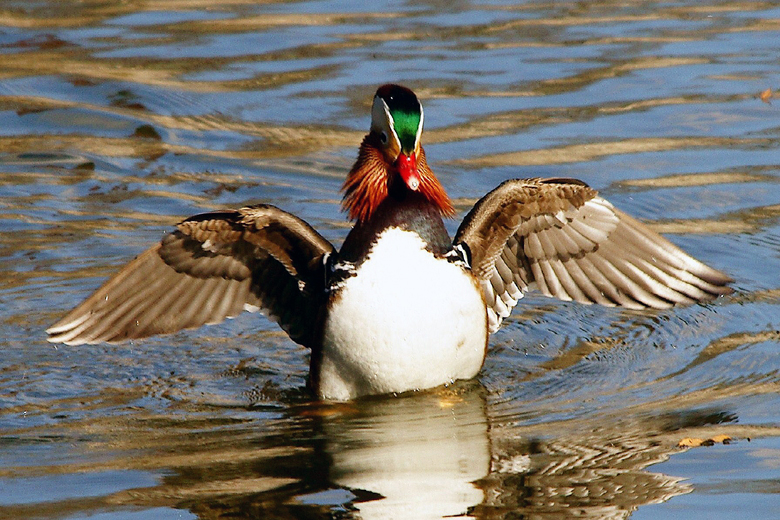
[371,95,402,156]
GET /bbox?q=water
[1,0,780,518]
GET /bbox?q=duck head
[342,84,453,223]
[371,84,424,191]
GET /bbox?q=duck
[47,84,733,401]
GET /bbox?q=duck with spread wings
[48,84,732,401]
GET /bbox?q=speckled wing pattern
[47,205,335,347]
[454,178,733,332]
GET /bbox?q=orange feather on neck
[341,134,454,223]
[341,133,388,223]
[416,147,455,219]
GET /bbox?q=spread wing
[454,178,733,332]
[47,205,335,347]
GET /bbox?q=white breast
[318,227,488,401]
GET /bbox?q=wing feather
[549,257,588,302]
[564,256,613,306]
[455,178,732,332]
[48,205,335,347]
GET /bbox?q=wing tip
[46,330,89,346]
[704,271,735,288]
[46,320,80,345]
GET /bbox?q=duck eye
[380,131,388,144]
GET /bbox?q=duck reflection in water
[41,383,731,520]
[305,387,702,520]
[314,385,491,519]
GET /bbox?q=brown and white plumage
[48,84,732,400]
[454,178,733,331]
[47,205,334,346]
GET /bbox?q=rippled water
[2,1,780,518]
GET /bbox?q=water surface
[2,1,780,518]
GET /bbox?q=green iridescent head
[370,84,424,156]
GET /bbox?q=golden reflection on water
[0,0,775,171]
[453,136,775,167]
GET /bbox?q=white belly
[318,227,488,401]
